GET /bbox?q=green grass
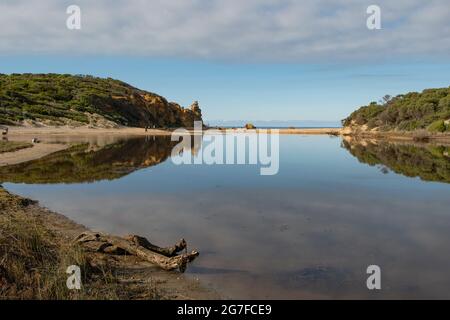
[0,141,33,153]
[428,120,449,133]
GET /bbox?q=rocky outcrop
[341,121,377,136]
[110,92,202,128]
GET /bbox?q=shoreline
[342,130,450,143]
[0,142,69,167]
[0,186,218,300]
[2,125,450,168]
[4,125,343,137]
[7,125,450,141]
[1,125,450,299]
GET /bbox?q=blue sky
[2,56,449,122]
[1,1,449,122]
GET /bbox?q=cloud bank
[0,0,449,62]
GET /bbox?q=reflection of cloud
[15,185,450,299]
[0,0,449,62]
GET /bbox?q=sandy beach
[6,126,174,137]
[6,125,342,136]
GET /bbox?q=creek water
[2,134,450,299]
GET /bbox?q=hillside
[342,87,450,133]
[0,74,202,128]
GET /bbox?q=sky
[0,0,449,122]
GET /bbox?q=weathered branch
[74,231,199,273]
[126,235,187,257]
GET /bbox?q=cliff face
[101,92,202,128]
[0,74,202,128]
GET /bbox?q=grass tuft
[0,141,33,154]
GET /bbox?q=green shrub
[428,120,446,133]
[342,87,450,131]
[0,73,202,127]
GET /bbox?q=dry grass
[0,187,211,300]
[0,141,33,154]
[0,188,123,299]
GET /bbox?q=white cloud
[0,0,449,62]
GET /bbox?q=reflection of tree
[0,136,190,184]
[342,139,450,183]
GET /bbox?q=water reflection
[2,135,450,299]
[0,136,197,184]
[342,137,450,184]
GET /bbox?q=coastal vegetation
[0,74,202,128]
[342,87,450,132]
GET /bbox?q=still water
[2,134,450,299]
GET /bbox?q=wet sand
[0,143,69,166]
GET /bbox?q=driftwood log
[74,231,199,273]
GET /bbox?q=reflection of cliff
[0,137,180,184]
[342,138,450,183]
